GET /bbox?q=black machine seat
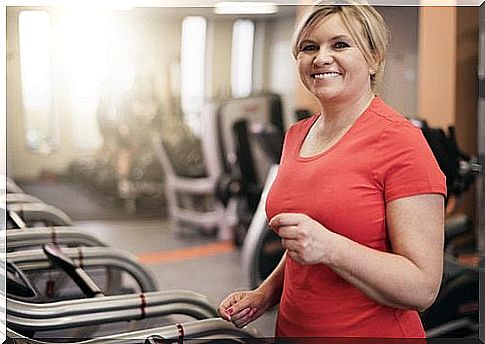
[6,261,38,300]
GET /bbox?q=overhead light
[214,2,278,15]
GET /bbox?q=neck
[316,91,375,133]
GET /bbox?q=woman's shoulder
[367,97,423,138]
[368,97,414,126]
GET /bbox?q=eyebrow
[330,35,353,41]
[300,34,354,44]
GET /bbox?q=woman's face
[296,13,373,104]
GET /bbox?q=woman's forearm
[271,196,444,312]
[256,252,286,309]
[326,234,441,312]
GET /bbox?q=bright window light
[215,2,278,15]
[18,10,55,153]
[180,16,207,136]
[231,19,254,98]
[60,10,109,150]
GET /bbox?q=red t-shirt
[265,97,446,338]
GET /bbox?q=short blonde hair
[292,0,389,89]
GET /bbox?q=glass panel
[180,16,207,136]
[18,10,54,153]
[231,19,254,98]
[60,11,109,150]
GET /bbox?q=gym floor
[17,178,278,337]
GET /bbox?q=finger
[281,238,299,252]
[218,293,243,319]
[234,308,258,328]
[222,292,246,309]
[226,295,254,315]
[218,306,231,321]
[230,307,252,323]
[277,226,300,239]
[269,213,302,229]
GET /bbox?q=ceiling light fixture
[214,2,278,15]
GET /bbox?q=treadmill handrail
[7,318,259,344]
[2,193,43,204]
[3,177,24,194]
[8,290,218,330]
[6,203,73,227]
[8,303,215,331]
[6,227,107,251]
[8,246,159,293]
[7,289,216,318]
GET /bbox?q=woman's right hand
[218,289,270,328]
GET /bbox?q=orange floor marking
[137,240,235,264]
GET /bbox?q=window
[18,10,55,153]
[180,16,207,136]
[60,11,110,150]
[231,19,254,98]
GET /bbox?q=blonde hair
[292,0,389,89]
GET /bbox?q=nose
[313,46,333,66]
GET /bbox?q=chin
[312,90,343,103]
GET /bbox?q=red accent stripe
[177,323,184,343]
[139,293,147,319]
[50,227,57,244]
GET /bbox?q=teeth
[314,72,341,79]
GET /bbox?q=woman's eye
[301,44,318,52]
[334,41,350,49]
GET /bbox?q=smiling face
[296,13,374,105]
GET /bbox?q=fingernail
[226,307,233,314]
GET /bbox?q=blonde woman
[219,1,446,338]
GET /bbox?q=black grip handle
[43,244,104,298]
[144,335,166,344]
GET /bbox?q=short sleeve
[372,122,447,203]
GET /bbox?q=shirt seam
[369,120,394,188]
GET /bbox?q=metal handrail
[2,193,43,204]
[8,290,218,331]
[3,177,24,194]
[8,246,158,293]
[6,203,73,227]
[6,227,107,251]
[7,318,259,344]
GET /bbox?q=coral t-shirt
[265,97,446,338]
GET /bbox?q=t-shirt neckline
[295,96,380,162]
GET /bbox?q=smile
[312,72,342,79]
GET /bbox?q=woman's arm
[218,252,286,328]
[256,251,286,307]
[270,193,444,312]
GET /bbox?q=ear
[368,56,380,76]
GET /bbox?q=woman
[218,1,446,338]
